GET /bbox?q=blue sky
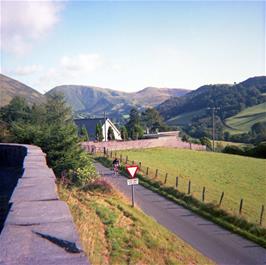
[1,0,265,93]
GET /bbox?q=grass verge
[58,182,214,265]
[95,156,266,249]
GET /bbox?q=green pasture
[119,147,266,225]
[167,109,206,126]
[225,102,266,135]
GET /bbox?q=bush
[82,179,112,193]
[223,145,245,155]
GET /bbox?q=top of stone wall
[0,144,89,265]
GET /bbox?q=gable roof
[74,118,105,139]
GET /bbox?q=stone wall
[0,144,89,265]
[82,135,206,153]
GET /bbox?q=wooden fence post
[155,169,158,178]
[126,156,128,164]
[176,176,178,189]
[115,152,117,158]
[239,199,243,214]
[219,192,224,206]
[132,160,134,165]
[110,151,113,158]
[188,180,191,194]
[120,154,122,162]
[139,162,141,169]
[164,173,168,184]
[146,167,149,176]
[260,205,264,225]
[202,187,205,202]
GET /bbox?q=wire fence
[93,148,265,227]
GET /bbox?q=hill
[0,74,44,107]
[225,102,266,135]
[157,76,266,139]
[47,85,189,119]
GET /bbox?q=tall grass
[59,183,214,265]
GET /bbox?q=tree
[141,108,166,133]
[0,97,31,124]
[131,124,144,140]
[8,94,97,184]
[95,123,104,141]
[120,126,128,140]
[107,126,115,140]
[126,108,144,140]
[200,137,212,150]
[79,125,89,141]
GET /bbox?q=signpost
[126,165,139,207]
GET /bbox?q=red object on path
[126,165,139,178]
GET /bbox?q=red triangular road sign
[126,165,139,178]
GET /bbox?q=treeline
[223,143,266,159]
[0,95,96,186]
[158,77,266,121]
[120,107,169,140]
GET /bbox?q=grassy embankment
[59,183,214,265]
[225,102,266,135]
[117,148,266,226]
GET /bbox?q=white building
[75,118,122,141]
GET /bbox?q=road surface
[95,162,266,265]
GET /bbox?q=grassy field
[59,184,214,265]
[214,141,252,149]
[225,102,266,135]
[167,109,206,126]
[118,148,266,225]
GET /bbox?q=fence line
[94,148,265,226]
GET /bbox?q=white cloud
[1,0,63,55]
[35,53,105,90]
[60,53,103,72]
[11,64,42,76]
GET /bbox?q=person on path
[112,158,120,176]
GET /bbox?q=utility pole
[207,107,220,151]
[104,111,107,142]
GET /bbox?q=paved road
[95,162,266,265]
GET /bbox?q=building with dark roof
[74,118,122,141]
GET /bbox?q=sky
[1,0,265,94]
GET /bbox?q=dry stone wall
[0,144,89,265]
[82,136,206,152]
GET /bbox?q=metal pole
[131,185,135,207]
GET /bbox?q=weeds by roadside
[58,181,214,265]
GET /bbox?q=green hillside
[157,76,266,140]
[225,102,266,135]
[0,74,44,107]
[167,109,206,126]
[119,147,266,225]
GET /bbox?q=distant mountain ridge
[0,74,44,107]
[46,85,189,119]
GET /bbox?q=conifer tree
[107,126,115,140]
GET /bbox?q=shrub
[223,145,244,155]
[82,179,112,193]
